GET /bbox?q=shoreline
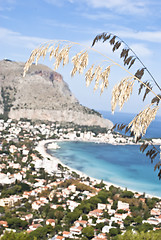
[35,139,161,199]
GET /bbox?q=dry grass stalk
[54,46,71,70]
[23,47,40,77]
[54,44,60,58]
[111,76,134,113]
[85,65,110,93]
[85,64,95,87]
[49,45,55,60]
[35,45,45,65]
[71,52,82,77]
[100,66,110,94]
[42,44,50,60]
[79,51,88,74]
[128,105,159,140]
[93,66,103,91]
[71,50,88,76]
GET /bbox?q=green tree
[136,223,153,232]
[0,206,5,213]
[29,225,54,240]
[82,226,94,239]
[123,216,134,228]
[66,209,82,224]
[134,216,143,225]
[114,230,161,240]
[82,214,88,221]
[109,228,119,236]
[54,209,65,223]
[1,231,35,240]
[7,217,28,230]
[121,190,134,198]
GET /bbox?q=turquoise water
[49,141,161,197]
[48,112,161,197]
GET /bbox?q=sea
[48,111,161,198]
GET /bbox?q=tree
[82,226,94,239]
[121,190,134,198]
[29,225,54,240]
[7,217,28,230]
[123,216,134,227]
[82,214,88,221]
[113,230,161,240]
[134,216,143,225]
[109,228,119,236]
[23,35,161,178]
[66,209,82,224]
[1,231,34,240]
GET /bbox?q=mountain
[0,59,113,128]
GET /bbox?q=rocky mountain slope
[0,60,113,128]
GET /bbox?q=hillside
[0,59,113,128]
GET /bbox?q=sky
[0,0,161,116]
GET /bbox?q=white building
[118,201,129,210]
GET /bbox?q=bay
[48,111,161,197]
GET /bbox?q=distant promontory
[0,59,113,128]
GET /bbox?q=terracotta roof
[56,236,64,240]
[63,231,70,235]
[46,219,55,223]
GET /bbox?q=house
[32,200,45,210]
[0,221,8,228]
[40,197,49,204]
[134,193,141,198]
[143,217,159,225]
[92,233,107,239]
[46,219,55,227]
[29,224,42,231]
[25,214,33,221]
[62,188,71,197]
[117,201,129,210]
[9,145,17,153]
[62,231,72,238]
[74,220,87,227]
[23,191,32,199]
[117,220,124,229]
[102,225,116,234]
[70,225,82,235]
[151,208,161,216]
[140,198,146,203]
[13,172,22,181]
[96,218,109,224]
[156,214,161,223]
[97,203,107,210]
[66,200,80,212]
[88,209,103,218]
[114,212,129,220]
[53,236,65,240]
[68,184,76,193]
[23,149,29,156]
[0,197,14,207]
[155,201,161,209]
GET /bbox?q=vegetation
[113,230,161,240]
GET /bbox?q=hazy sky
[0,0,161,115]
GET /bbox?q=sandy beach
[35,139,119,187]
[35,139,161,199]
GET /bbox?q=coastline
[35,139,161,199]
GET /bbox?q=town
[0,118,161,239]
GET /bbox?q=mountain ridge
[0,60,113,128]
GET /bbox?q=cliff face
[0,60,113,128]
